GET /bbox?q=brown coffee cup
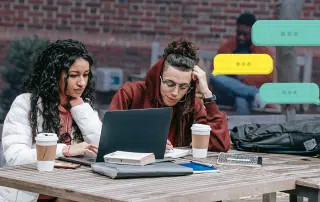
[191,124,211,158]
[35,133,58,171]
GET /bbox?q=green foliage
[0,36,50,121]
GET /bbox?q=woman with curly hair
[109,38,230,153]
[0,39,102,202]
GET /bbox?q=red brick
[57,13,72,18]
[113,17,129,21]
[0,10,14,16]
[129,24,142,28]
[304,5,316,11]
[84,27,100,32]
[168,19,183,24]
[85,3,100,7]
[13,5,29,10]
[114,4,129,9]
[71,20,86,25]
[154,25,170,30]
[56,1,72,6]
[1,22,15,27]
[182,26,198,31]
[211,2,227,7]
[71,8,86,12]
[14,17,29,23]
[29,0,43,3]
[239,3,257,8]
[225,9,242,14]
[85,15,101,20]
[224,21,235,26]
[29,12,43,17]
[211,27,226,32]
[42,19,57,24]
[43,6,58,11]
[255,10,269,15]
[140,18,156,23]
[145,11,153,16]
[196,20,212,25]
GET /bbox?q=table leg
[308,191,320,202]
[285,185,320,202]
[289,194,303,202]
[263,192,276,202]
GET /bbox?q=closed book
[91,162,193,179]
[104,151,156,166]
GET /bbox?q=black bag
[230,118,320,155]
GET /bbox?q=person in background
[108,38,230,153]
[210,13,275,115]
[0,39,102,202]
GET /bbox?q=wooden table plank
[0,161,296,202]
[203,149,320,190]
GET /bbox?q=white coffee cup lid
[35,133,58,142]
[191,123,211,131]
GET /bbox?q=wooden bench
[0,124,6,168]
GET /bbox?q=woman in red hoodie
[108,38,230,152]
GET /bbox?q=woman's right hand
[165,139,173,153]
[66,142,98,157]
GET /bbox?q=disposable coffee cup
[35,133,58,171]
[191,124,211,158]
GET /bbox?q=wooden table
[188,150,320,202]
[0,158,295,202]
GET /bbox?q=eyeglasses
[59,132,72,145]
[160,76,192,91]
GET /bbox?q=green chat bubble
[259,83,320,105]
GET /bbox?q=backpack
[230,118,320,156]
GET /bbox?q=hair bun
[163,38,199,63]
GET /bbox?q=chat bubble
[212,54,273,76]
[252,20,320,46]
[259,83,320,105]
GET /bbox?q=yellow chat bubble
[212,54,274,76]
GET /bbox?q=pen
[226,158,250,162]
[190,160,214,168]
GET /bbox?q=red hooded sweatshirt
[108,58,230,152]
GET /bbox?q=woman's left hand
[192,65,212,98]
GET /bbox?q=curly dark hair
[22,39,94,143]
[162,37,199,72]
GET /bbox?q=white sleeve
[2,94,66,166]
[70,103,102,146]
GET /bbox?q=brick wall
[1,0,319,43]
[0,0,320,96]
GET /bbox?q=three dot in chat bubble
[252,20,320,46]
[259,83,320,105]
[212,54,274,76]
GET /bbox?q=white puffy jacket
[0,93,102,202]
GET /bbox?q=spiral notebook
[179,161,219,174]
